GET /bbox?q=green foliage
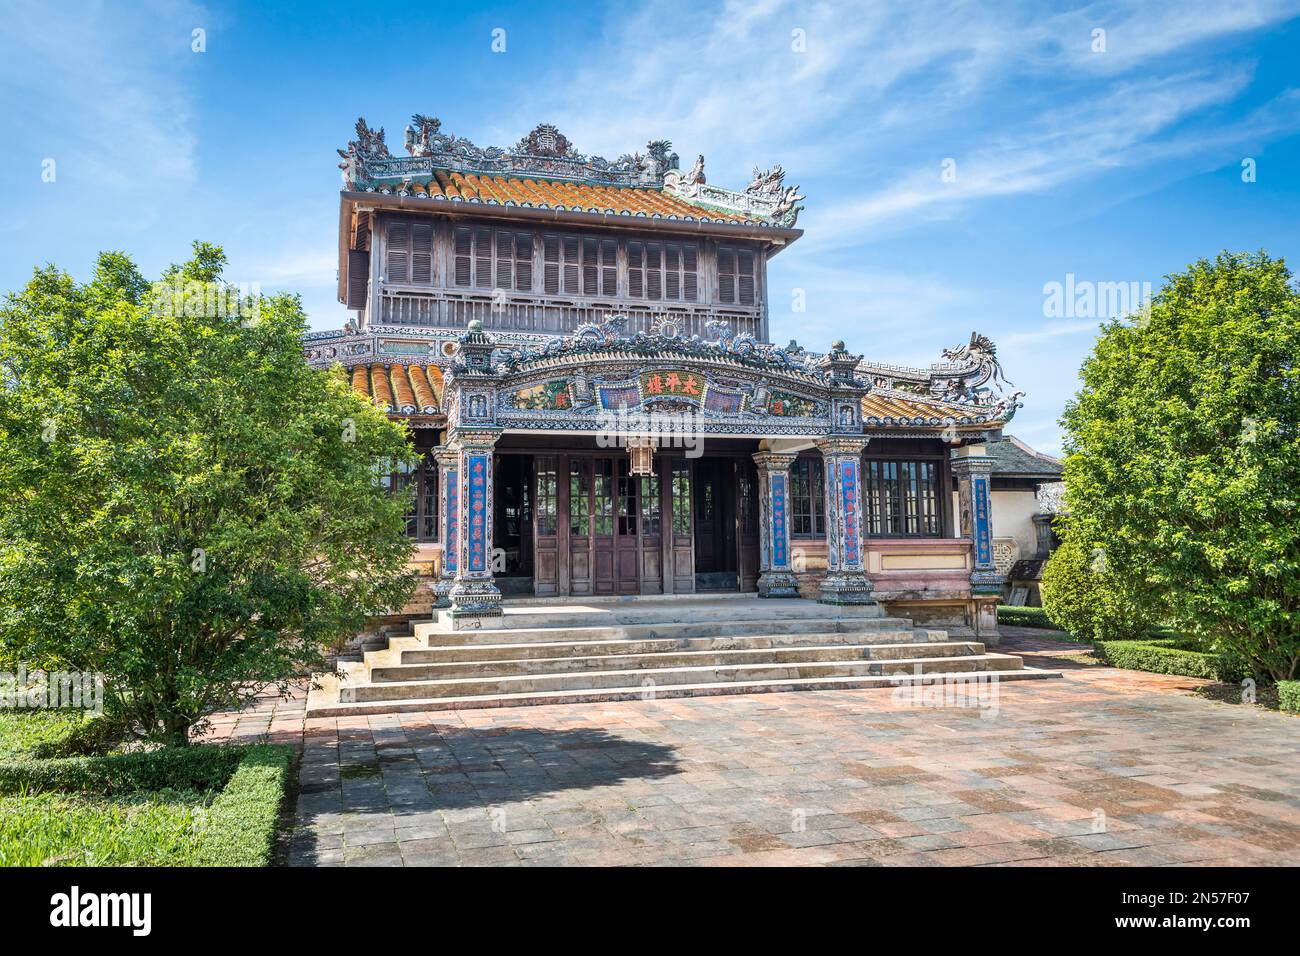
[0,710,89,761]
[995,606,1054,628]
[1095,638,1245,682]
[1039,538,1151,641]
[0,243,417,744]
[1060,251,1300,680]
[0,743,290,866]
[1278,681,1300,713]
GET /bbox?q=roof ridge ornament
[929,332,1025,417]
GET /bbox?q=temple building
[306,116,1026,641]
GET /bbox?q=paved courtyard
[207,636,1300,867]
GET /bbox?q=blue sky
[3,0,1299,453]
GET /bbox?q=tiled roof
[361,172,754,224]
[965,436,1063,478]
[861,392,1003,430]
[348,363,443,415]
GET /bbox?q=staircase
[305,595,1060,716]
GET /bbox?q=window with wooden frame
[864,459,942,537]
[790,457,826,537]
[453,226,532,291]
[628,240,698,302]
[535,457,558,536]
[377,454,439,542]
[385,221,434,285]
[717,245,757,306]
[542,234,616,297]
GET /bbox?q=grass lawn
[0,710,292,867]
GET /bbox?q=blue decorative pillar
[814,340,875,606]
[752,451,799,598]
[449,429,501,626]
[952,443,1001,640]
[446,319,504,629]
[815,436,876,605]
[431,445,458,610]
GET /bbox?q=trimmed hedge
[996,606,1056,629]
[1095,638,1244,682]
[1279,681,1300,714]
[0,744,291,867]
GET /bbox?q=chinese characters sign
[771,472,788,568]
[840,460,860,567]
[972,475,992,567]
[641,370,703,402]
[444,470,459,573]
[467,455,489,572]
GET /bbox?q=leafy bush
[1040,538,1151,642]
[0,710,88,762]
[1279,681,1300,714]
[996,606,1055,628]
[1095,638,1245,681]
[0,744,291,866]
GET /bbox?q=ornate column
[449,428,502,626]
[814,340,875,607]
[815,436,876,605]
[431,445,458,610]
[952,442,1001,639]
[752,451,799,598]
[445,319,504,629]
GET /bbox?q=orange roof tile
[382,173,755,224]
[861,392,1002,430]
[349,364,443,416]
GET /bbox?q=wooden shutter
[346,249,369,309]
[738,249,756,305]
[543,235,560,294]
[646,241,662,300]
[562,236,580,294]
[454,227,473,286]
[473,227,491,289]
[515,233,533,291]
[411,223,432,284]
[628,241,644,297]
[386,222,409,284]
[600,239,617,296]
[495,230,513,289]
[718,247,736,304]
[581,237,599,295]
[682,244,698,301]
[664,243,681,300]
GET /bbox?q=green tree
[0,243,416,744]
[1061,251,1300,680]
[1039,537,1150,642]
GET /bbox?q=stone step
[374,640,987,681]
[416,615,916,647]
[308,666,1057,716]
[424,597,886,633]
[344,653,1025,702]
[401,628,950,662]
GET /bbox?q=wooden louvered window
[454,226,532,291]
[629,241,697,302]
[411,223,432,284]
[718,246,757,306]
[544,234,614,297]
[386,222,409,284]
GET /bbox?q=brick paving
[202,637,1300,867]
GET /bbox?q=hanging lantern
[629,438,655,477]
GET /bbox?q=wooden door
[568,457,593,596]
[591,457,618,595]
[694,459,719,571]
[614,457,639,595]
[737,458,760,592]
[669,459,695,592]
[638,467,663,595]
[532,455,560,597]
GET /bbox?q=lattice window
[864,459,942,537]
[569,459,591,536]
[535,456,558,536]
[790,457,825,537]
[671,462,691,535]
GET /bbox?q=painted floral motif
[511,381,572,410]
[767,390,823,417]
